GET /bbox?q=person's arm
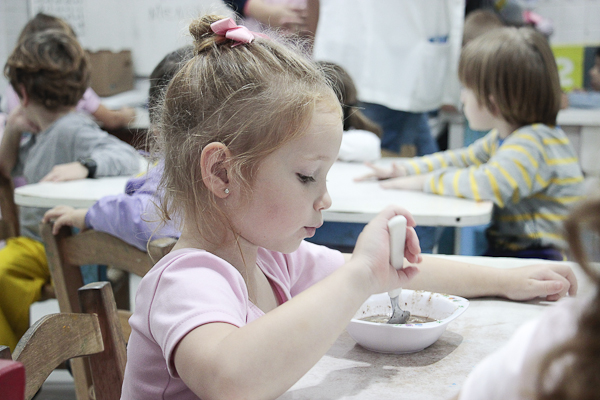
[174,206,421,400]
[381,127,553,203]
[355,131,496,182]
[92,105,136,130]
[404,255,577,302]
[77,128,140,178]
[303,0,319,43]
[341,253,577,302]
[43,167,177,250]
[39,124,140,182]
[0,106,40,178]
[227,0,308,35]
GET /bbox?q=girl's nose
[315,188,332,211]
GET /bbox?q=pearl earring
[224,188,230,194]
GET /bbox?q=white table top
[325,161,493,226]
[14,161,493,228]
[14,176,130,208]
[557,108,600,126]
[280,255,594,400]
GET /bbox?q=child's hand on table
[379,173,432,191]
[354,161,407,181]
[39,161,88,182]
[501,263,578,301]
[43,205,89,234]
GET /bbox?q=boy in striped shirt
[358,27,585,260]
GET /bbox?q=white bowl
[347,290,469,354]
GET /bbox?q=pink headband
[210,18,269,46]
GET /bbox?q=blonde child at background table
[456,194,600,400]
[1,13,136,130]
[358,27,585,261]
[0,29,139,350]
[120,15,422,400]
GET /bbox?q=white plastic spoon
[387,215,411,324]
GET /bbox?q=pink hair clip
[210,18,269,47]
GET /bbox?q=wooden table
[14,176,130,209]
[280,255,594,400]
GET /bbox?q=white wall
[0,0,232,93]
[1,0,599,98]
[0,0,29,95]
[533,0,600,45]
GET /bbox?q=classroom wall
[0,0,29,96]
[0,0,232,95]
[0,0,599,98]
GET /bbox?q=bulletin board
[28,0,233,76]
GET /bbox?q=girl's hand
[39,162,88,182]
[42,205,89,234]
[351,206,422,294]
[354,162,407,182]
[500,264,578,301]
[380,173,431,191]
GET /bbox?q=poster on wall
[553,45,599,91]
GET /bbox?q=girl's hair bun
[189,14,228,54]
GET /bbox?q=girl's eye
[297,173,316,183]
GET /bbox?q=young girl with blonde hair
[121,15,421,399]
[121,18,580,399]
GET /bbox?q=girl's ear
[201,142,231,199]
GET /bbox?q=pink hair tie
[210,18,269,47]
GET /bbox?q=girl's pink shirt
[121,240,344,400]
[4,85,101,114]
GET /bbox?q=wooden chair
[40,221,176,400]
[0,282,126,400]
[0,359,25,400]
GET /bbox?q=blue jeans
[360,102,439,156]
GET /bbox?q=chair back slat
[40,221,175,400]
[3,283,124,400]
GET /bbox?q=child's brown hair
[4,29,89,111]
[536,194,600,399]
[462,9,504,46]
[17,12,77,43]
[156,15,339,243]
[318,61,382,137]
[148,46,193,125]
[458,27,561,127]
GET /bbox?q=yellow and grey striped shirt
[403,124,585,251]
